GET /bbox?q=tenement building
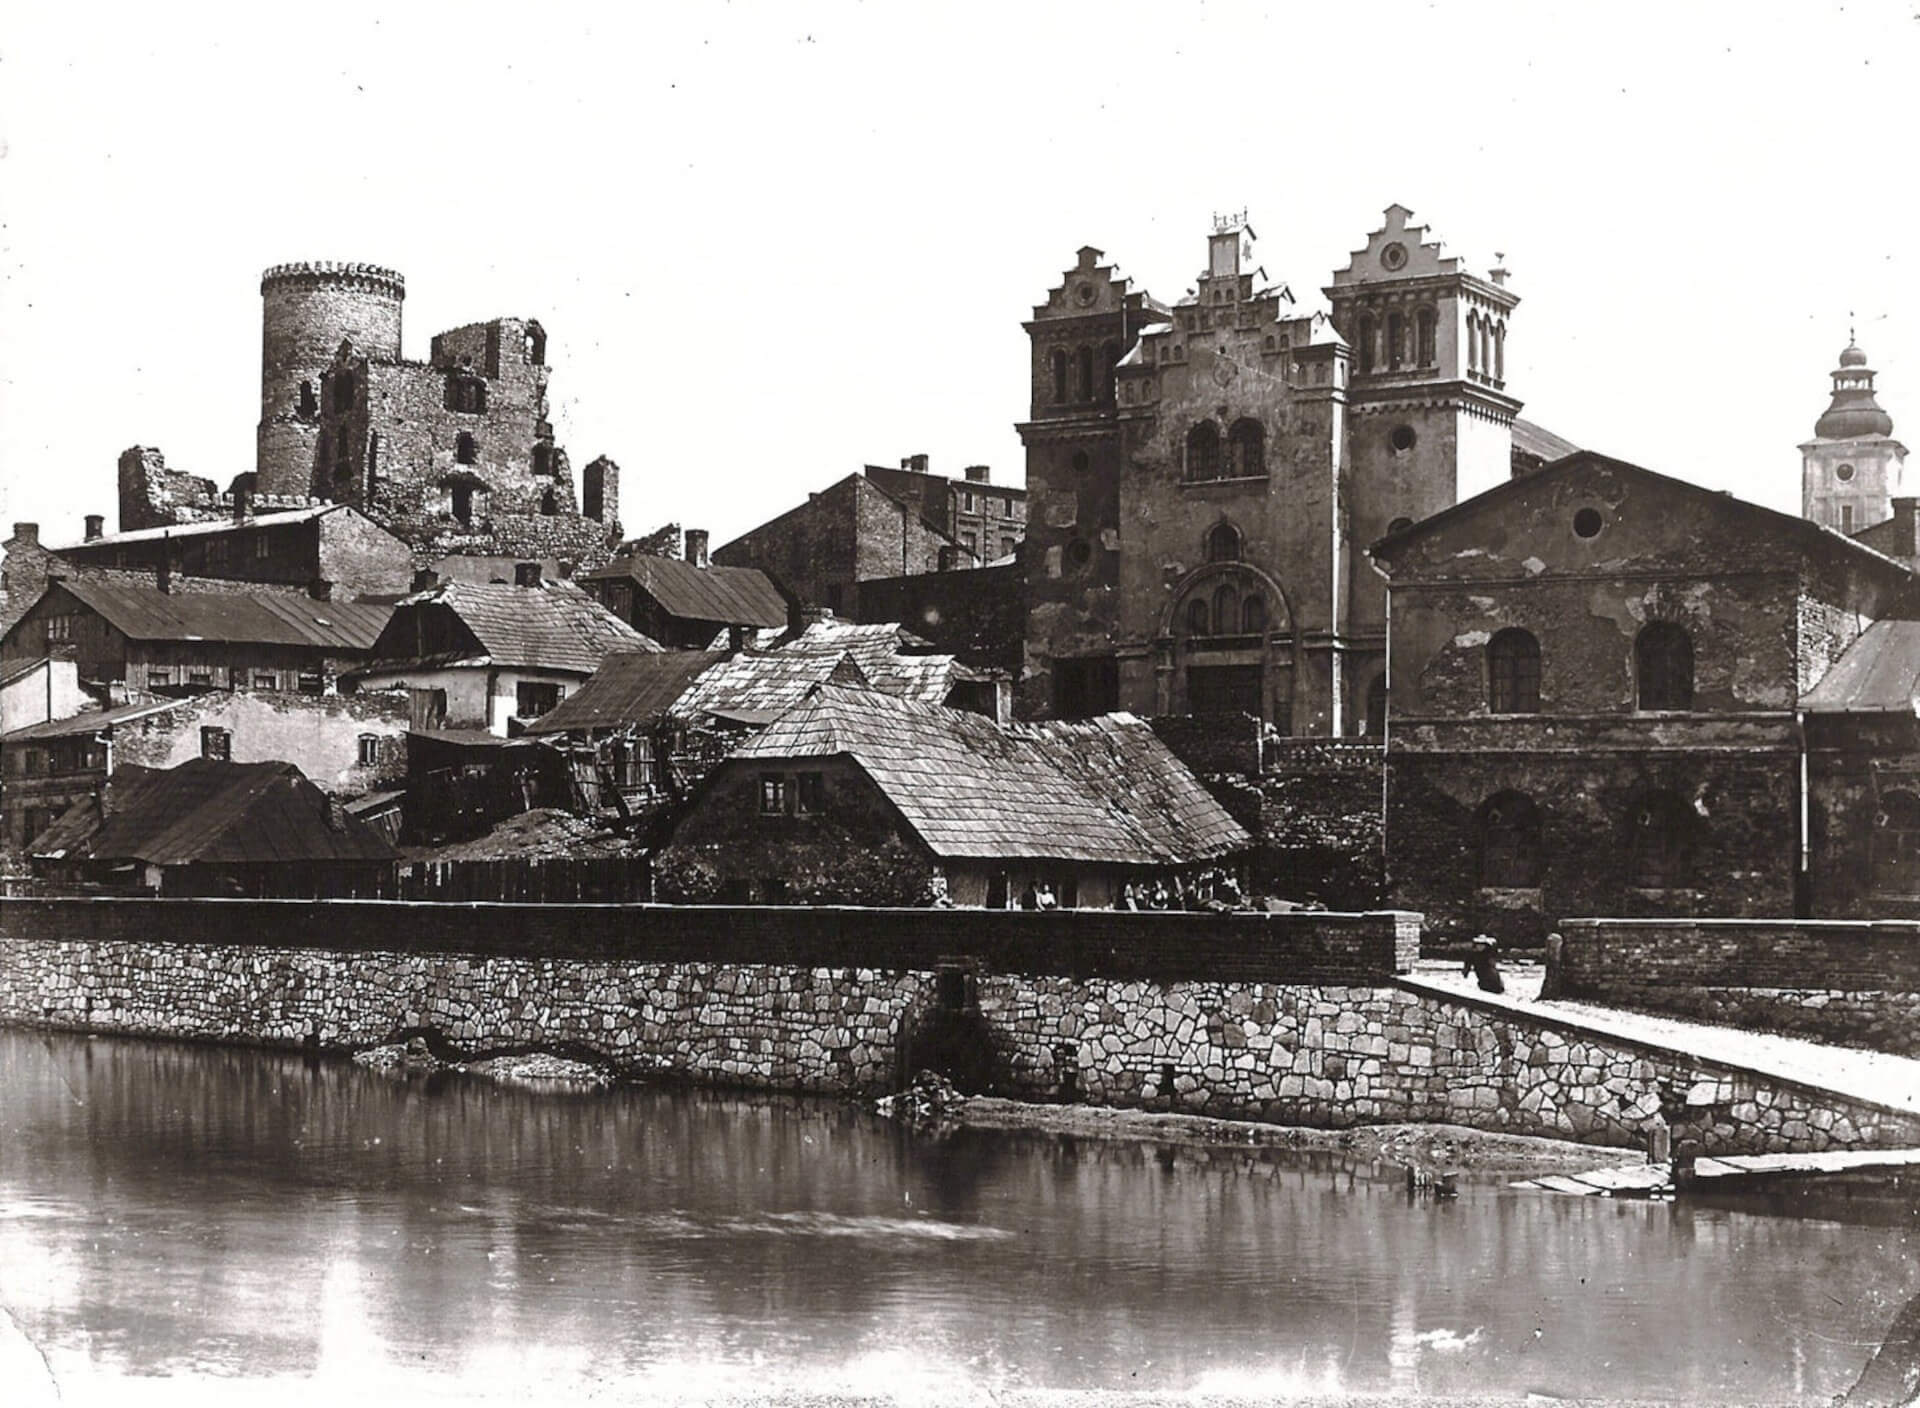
[115,262,623,569]
[1018,206,1538,730]
[1371,450,1914,939]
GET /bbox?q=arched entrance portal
[1156,559,1299,728]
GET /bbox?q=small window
[1205,522,1241,563]
[148,665,174,688]
[451,484,475,524]
[357,734,379,767]
[1186,422,1221,481]
[1389,425,1417,453]
[533,443,554,477]
[527,323,547,366]
[445,376,488,414]
[297,672,323,696]
[1416,307,1437,366]
[254,533,272,560]
[1387,312,1405,370]
[188,666,213,686]
[252,671,278,690]
[515,681,562,718]
[298,381,317,418]
[1488,628,1541,714]
[1573,507,1604,539]
[795,771,824,815]
[1241,595,1266,634]
[1051,349,1069,405]
[759,773,788,816]
[44,614,75,642]
[1356,315,1375,374]
[1840,504,1855,534]
[540,487,558,516]
[456,433,478,466]
[1835,463,1855,483]
[1211,583,1237,634]
[1077,345,1095,402]
[201,726,231,762]
[1636,623,1694,711]
[1185,597,1210,636]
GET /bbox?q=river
[0,1029,1913,1403]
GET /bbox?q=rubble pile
[874,1069,968,1128]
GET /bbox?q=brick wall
[0,898,1419,983]
[1558,917,1920,1055]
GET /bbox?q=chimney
[83,515,104,542]
[9,522,38,547]
[1894,497,1919,560]
[903,453,930,475]
[411,568,440,593]
[308,578,334,602]
[685,529,710,569]
[514,561,542,588]
[154,545,172,594]
[964,465,990,483]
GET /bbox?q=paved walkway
[1402,963,1920,1119]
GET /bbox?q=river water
[0,1030,1914,1404]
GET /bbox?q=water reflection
[0,1029,1912,1400]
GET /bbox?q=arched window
[1228,419,1265,478]
[297,380,317,418]
[1204,522,1241,563]
[1211,583,1238,635]
[1365,674,1388,737]
[1416,308,1437,366]
[1628,791,1696,889]
[1478,791,1543,888]
[1076,346,1094,402]
[1487,628,1541,714]
[527,322,547,366]
[1185,598,1210,637]
[1494,321,1506,382]
[330,370,356,416]
[540,487,557,516]
[1356,315,1375,374]
[1241,595,1266,635]
[1186,422,1221,481]
[451,484,475,525]
[1050,349,1069,405]
[1872,790,1920,893]
[1387,312,1405,370]
[1636,623,1694,711]
[1103,342,1120,399]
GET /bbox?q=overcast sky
[3,2,1917,549]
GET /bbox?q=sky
[3,1,1918,549]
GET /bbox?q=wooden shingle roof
[730,684,1249,866]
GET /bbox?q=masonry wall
[111,689,410,795]
[1558,917,1920,1056]
[2,900,1912,1157]
[854,563,1023,675]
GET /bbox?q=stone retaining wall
[1559,918,1920,1057]
[4,911,1917,1158]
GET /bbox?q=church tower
[1801,336,1906,536]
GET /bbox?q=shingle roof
[31,758,396,866]
[374,580,660,674]
[581,554,787,629]
[728,684,1249,866]
[1801,619,1920,713]
[522,650,727,735]
[672,622,965,721]
[51,579,391,651]
[2,697,182,743]
[0,656,50,688]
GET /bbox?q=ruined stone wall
[117,448,223,533]
[1,901,1912,1156]
[1558,917,1920,1056]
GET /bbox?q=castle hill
[4,9,1920,1399]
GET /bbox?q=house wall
[714,477,951,616]
[1,658,86,733]
[1805,713,1920,920]
[112,689,410,795]
[854,563,1022,675]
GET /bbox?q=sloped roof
[1801,619,1920,713]
[1512,418,1579,464]
[0,656,50,688]
[31,758,395,866]
[53,505,339,551]
[673,621,965,721]
[374,580,660,674]
[49,579,391,651]
[726,684,1248,866]
[522,650,727,735]
[581,554,788,628]
[2,697,182,743]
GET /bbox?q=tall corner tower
[1801,336,1906,535]
[256,262,405,498]
[1325,204,1521,533]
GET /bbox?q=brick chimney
[685,529,710,569]
[964,465,991,483]
[82,515,105,542]
[902,453,930,475]
[9,522,37,547]
[514,561,542,587]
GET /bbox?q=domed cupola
[1815,339,1895,439]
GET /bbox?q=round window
[1389,425,1417,453]
[1572,507,1604,539]
[1836,463,1856,483]
[1071,450,1090,474]
[1066,538,1093,569]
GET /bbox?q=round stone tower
[256,262,405,497]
